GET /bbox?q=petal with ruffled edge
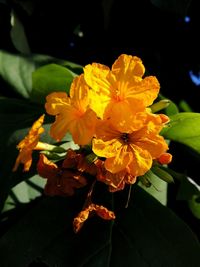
[73,203,115,233]
[128,144,153,177]
[126,76,160,112]
[70,74,90,112]
[104,101,144,133]
[45,92,70,115]
[92,137,122,158]
[37,154,58,179]
[84,63,112,118]
[105,146,133,173]
[111,54,145,80]
[49,110,75,141]
[68,108,97,145]
[134,134,168,159]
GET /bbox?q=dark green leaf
[150,0,192,16]
[10,11,31,55]
[0,97,52,211]
[189,195,200,219]
[0,186,199,267]
[0,51,35,98]
[31,63,76,104]
[179,100,193,112]
[162,112,200,154]
[176,175,200,201]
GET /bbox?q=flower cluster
[13,54,172,232]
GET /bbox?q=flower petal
[70,74,90,111]
[128,145,152,176]
[84,63,112,118]
[13,114,45,172]
[127,76,160,109]
[73,203,115,233]
[105,146,133,173]
[69,108,97,145]
[45,92,70,115]
[112,54,145,79]
[92,138,122,158]
[50,111,75,141]
[134,134,168,159]
[37,154,58,179]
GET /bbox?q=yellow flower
[13,114,45,172]
[84,54,160,131]
[92,112,169,178]
[45,74,97,145]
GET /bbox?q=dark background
[1,0,200,110]
[0,0,200,238]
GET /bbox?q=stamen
[120,133,130,144]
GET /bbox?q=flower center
[120,133,130,144]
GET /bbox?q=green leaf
[139,169,168,205]
[159,94,179,116]
[10,10,31,55]
[162,112,200,154]
[179,100,193,112]
[164,100,179,116]
[150,0,192,16]
[0,51,35,98]
[31,63,76,104]
[0,50,82,101]
[3,175,45,212]
[0,186,199,267]
[0,97,52,211]
[177,175,200,201]
[189,195,200,219]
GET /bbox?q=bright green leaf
[158,94,179,116]
[162,112,200,154]
[31,63,76,104]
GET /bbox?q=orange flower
[84,54,159,131]
[95,159,136,192]
[45,74,97,145]
[62,149,97,177]
[73,203,115,233]
[37,153,87,196]
[92,112,169,178]
[13,114,45,172]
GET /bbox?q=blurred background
[0,0,199,238]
